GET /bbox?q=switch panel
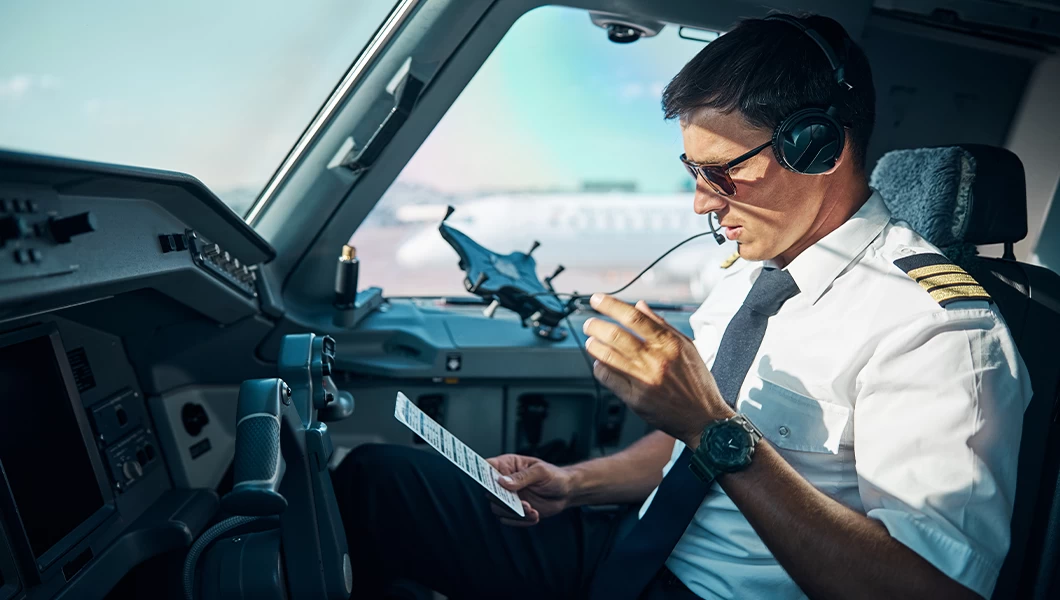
[103,427,160,493]
[0,187,88,282]
[89,389,147,446]
[48,212,97,243]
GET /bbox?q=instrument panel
[0,325,116,580]
[0,317,176,600]
[0,150,275,600]
[0,150,272,327]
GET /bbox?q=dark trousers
[332,444,701,600]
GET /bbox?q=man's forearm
[711,439,982,600]
[564,430,674,507]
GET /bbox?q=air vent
[66,347,96,393]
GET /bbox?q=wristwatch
[688,414,763,484]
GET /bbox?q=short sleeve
[854,306,1031,598]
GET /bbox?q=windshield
[0,0,400,216]
[349,6,736,305]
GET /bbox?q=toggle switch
[0,214,32,246]
[49,212,97,243]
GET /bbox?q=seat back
[871,145,1060,599]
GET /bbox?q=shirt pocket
[739,379,852,454]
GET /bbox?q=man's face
[681,108,827,263]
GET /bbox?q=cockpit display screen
[0,332,105,561]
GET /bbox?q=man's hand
[486,454,575,527]
[583,294,733,448]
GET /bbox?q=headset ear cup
[771,108,845,174]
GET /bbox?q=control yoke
[223,378,296,516]
[192,334,354,600]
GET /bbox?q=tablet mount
[439,206,577,341]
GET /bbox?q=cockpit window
[350,6,733,305]
[0,0,400,216]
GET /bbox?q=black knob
[181,402,210,437]
[122,460,144,480]
[0,215,32,245]
[49,212,97,244]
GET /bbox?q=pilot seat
[871,143,1060,600]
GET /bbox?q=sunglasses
[679,140,772,196]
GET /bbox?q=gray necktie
[589,267,800,600]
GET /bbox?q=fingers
[497,463,549,492]
[486,454,514,475]
[512,501,540,526]
[637,300,692,343]
[582,317,644,359]
[487,454,538,476]
[490,500,540,527]
[583,334,641,376]
[589,294,665,340]
[593,360,635,399]
[635,300,668,327]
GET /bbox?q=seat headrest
[869,144,1028,249]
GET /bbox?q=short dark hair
[662,14,876,171]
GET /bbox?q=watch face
[706,421,753,469]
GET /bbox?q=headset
[704,16,855,244]
[763,14,854,175]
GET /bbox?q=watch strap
[688,448,719,484]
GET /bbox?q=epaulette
[893,253,992,307]
[720,251,741,269]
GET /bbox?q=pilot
[332,13,1030,600]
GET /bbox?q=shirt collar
[779,189,891,306]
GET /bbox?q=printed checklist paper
[394,392,525,517]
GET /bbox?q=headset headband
[764,14,852,92]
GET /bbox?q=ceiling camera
[607,24,642,43]
[590,11,664,44]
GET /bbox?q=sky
[0,0,398,206]
[397,6,714,195]
[0,2,715,212]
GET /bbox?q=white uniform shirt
[638,190,1032,599]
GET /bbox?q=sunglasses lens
[681,161,697,180]
[701,166,737,196]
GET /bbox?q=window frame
[265,0,766,325]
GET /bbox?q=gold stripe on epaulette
[929,285,992,304]
[918,273,980,290]
[720,251,741,269]
[907,263,969,280]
